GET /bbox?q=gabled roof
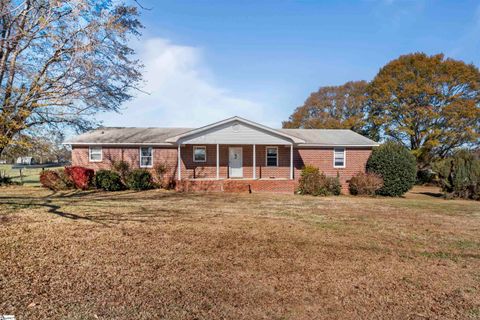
[65,116,379,147]
[165,116,305,144]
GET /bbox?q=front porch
[166,117,305,183]
[177,144,295,180]
[175,178,297,194]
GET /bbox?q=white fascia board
[64,142,175,146]
[297,143,380,147]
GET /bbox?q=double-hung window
[89,146,102,162]
[140,147,153,168]
[266,147,278,167]
[333,147,346,168]
[193,146,206,162]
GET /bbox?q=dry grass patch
[1,186,480,319]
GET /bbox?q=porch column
[290,144,294,180]
[177,144,181,180]
[216,144,220,180]
[253,144,256,179]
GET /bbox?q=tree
[1,132,70,163]
[433,149,480,200]
[0,0,143,155]
[368,53,480,169]
[283,81,369,134]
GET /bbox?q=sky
[99,0,480,129]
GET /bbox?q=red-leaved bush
[64,166,94,190]
[40,169,73,191]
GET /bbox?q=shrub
[327,172,342,196]
[0,170,14,186]
[433,150,480,200]
[0,175,13,186]
[126,169,154,190]
[416,169,436,185]
[153,162,174,189]
[349,172,384,196]
[298,165,341,196]
[111,160,131,183]
[40,169,74,191]
[366,142,416,196]
[64,166,94,190]
[94,170,124,191]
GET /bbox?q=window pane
[334,148,345,167]
[266,147,277,166]
[267,148,277,156]
[140,147,153,167]
[267,157,277,166]
[194,147,206,161]
[141,157,152,167]
[90,153,101,161]
[90,147,102,161]
[141,147,152,157]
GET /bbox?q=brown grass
[1,186,479,319]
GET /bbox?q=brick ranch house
[66,116,379,193]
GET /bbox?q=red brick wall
[71,145,178,180]
[294,147,372,191]
[71,145,372,192]
[176,179,296,194]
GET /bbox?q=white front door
[229,147,243,178]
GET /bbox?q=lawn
[0,164,63,186]
[1,186,479,319]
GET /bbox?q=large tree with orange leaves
[284,53,480,168]
[367,53,480,168]
[283,81,369,134]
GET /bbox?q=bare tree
[0,0,143,155]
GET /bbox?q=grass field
[0,164,63,186]
[1,186,479,319]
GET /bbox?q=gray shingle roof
[66,126,378,146]
[66,127,193,145]
[279,129,378,146]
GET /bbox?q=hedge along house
[66,116,379,193]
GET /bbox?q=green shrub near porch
[126,169,154,191]
[297,165,341,196]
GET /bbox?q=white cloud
[100,38,272,128]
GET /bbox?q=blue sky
[100,0,480,128]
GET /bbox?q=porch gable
[166,116,305,145]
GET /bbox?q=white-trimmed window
[89,146,102,162]
[334,147,346,168]
[266,146,278,167]
[140,147,153,168]
[193,146,206,162]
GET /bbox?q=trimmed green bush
[366,141,416,196]
[433,150,480,200]
[297,165,341,196]
[95,170,124,191]
[349,172,383,196]
[126,169,154,191]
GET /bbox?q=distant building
[16,157,36,165]
[0,159,6,164]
